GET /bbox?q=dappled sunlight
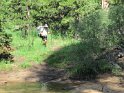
[0,0,124,93]
[44,40,111,80]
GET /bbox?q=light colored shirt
[37,26,48,36]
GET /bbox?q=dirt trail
[0,62,65,83]
[0,43,63,84]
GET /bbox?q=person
[37,24,49,46]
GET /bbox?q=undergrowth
[0,30,122,79]
[0,31,77,70]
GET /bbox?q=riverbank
[0,33,124,93]
[0,62,124,93]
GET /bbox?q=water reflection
[0,82,72,93]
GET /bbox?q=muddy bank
[0,63,124,93]
[0,63,65,83]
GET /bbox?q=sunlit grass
[11,33,50,68]
[10,31,78,69]
[0,30,121,78]
[0,61,12,71]
[20,61,31,68]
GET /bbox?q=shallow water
[0,82,73,93]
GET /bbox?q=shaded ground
[0,62,124,93]
[0,42,124,93]
[0,63,65,83]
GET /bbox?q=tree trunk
[102,0,109,9]
[0,20,2,32]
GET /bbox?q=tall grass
[7,30,77,69]
[45,41,114,79]
[0,61,13,71]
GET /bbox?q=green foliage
[108,5,124,47]
[1,0,124,79]
[12,31,51,64]
[0,60,12,71]
[20,62,31,69]
[0,1,12,62]
[45,41,113,79]
[1,0,99,37]
[109,0,124,5]
[45,1,124,79]
[0,1,13,61]
[0,31,12,61]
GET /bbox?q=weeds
[0,30,122,79]
[0,60,12,71]
[0,31,75,70]
[20,62,31,69]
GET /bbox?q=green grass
[0,61,13,71]
[8,31,78,69]
[45,40,116,79]
[0,31,114,77]
[20,62,32,69]
[1,30,119,79]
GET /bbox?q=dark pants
[39,34,47,41]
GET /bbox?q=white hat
[44,24,48,27]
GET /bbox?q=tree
[102,0,109,9]
[0,0,12,61]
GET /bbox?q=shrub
[0,31,13,61]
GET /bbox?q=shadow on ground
[23,40,124,93]
[26,40,121,82]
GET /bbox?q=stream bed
[0,82,75,93]
[0,80,123,93]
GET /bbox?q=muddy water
[0,79,124,93]
[0,82,73,93]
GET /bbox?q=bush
[0,31,13,61]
